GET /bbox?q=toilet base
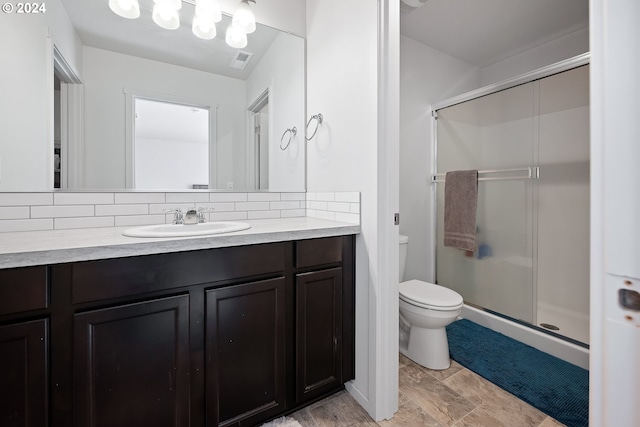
[400,325,451,370]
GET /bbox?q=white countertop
[0,217,360,269]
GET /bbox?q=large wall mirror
[0,0,305,192]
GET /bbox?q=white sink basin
[123,221,251,238]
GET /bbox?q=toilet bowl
[399,235,463,370]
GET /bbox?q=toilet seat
[399,279,463,310]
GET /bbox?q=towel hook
[280,127,297,150]
[305,113,323,141]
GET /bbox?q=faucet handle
[196,207,214,223]
[163,208,184,224]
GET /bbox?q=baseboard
[344,381,371,417]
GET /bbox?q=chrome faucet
[163,208,184,224]
[184,208,198,225]
[164,207,213,225]
[196,207,208,223]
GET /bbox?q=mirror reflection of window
[134,99,209,189]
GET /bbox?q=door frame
[47,41,84,189]
[246,87,271,190]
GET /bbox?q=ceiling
[400,0,589,68]
[60,0,280,80]
[60,0,589,79]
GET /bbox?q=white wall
[48,0,83,73]
[399,35,479,283]
[480,27,589,86]
[82,47,246,189]
[0,0,82,190]
[246,33,306,191]
[307,0,398,420]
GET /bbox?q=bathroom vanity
[0,220,357,427]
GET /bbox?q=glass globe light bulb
[232,0,256,34]
[196,0,222,23]
[225,23,247,48]
[193,15,217,40]
[152,3,180,30]
[109,0,140,19]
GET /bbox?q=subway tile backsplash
[306,192,360,224]
[114,192,165,204]
[0,218,54,233]
[0,193,53,207]
[0,191,360,232]
[53,192,114,205]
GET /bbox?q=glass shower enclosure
[434,64,590,345]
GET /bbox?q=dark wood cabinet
[0,235,355,427]
[206,278,286,426]
[295,268,343,403]
[73,295,190,427]
[0,319,48,427]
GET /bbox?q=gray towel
[444,170,478,252]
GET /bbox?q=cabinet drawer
[0,266,48,316]
[295,237,343,268]
[71,243,285,304]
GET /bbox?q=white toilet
[398,234,463,370]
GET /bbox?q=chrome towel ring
[305,113,323,141]
[280,127,297,150]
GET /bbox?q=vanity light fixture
[195,0,222,21]
[231,0,256,34]
[152,0,181,30]
[224,0,255,48]
[225,22,247,48]
[108,0,257,48]
[109,0,141,19]
[192,0,222,40]
[192,14,217,39]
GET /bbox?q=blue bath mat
[446,319,588,427]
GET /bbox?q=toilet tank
[399,234,409,282]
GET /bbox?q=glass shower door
[435,82,536,323]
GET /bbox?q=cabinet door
[206,278,286,427]
[74,295,189,427]
[0,319,48,427]
[295,268,343,403]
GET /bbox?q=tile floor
[290,354,566,427]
